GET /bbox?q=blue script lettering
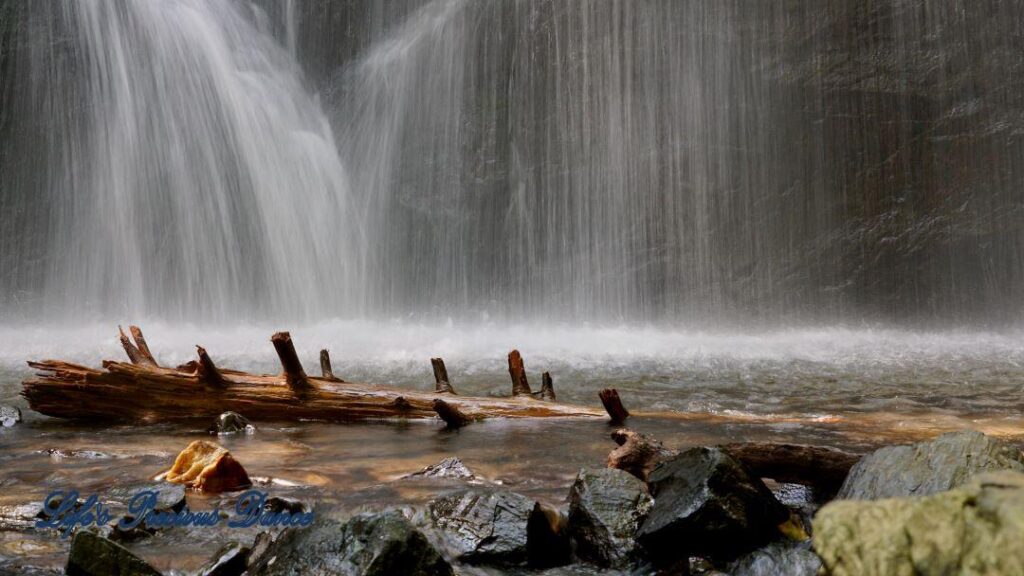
[36,490,111,538]
[229,489,314,528]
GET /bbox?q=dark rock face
[0,405,21,427]
[728,541,821,576]
[249,510,452,576]
[636,447,788,565]
[198,542,250,576]
[838,430,1024,500]
[65,530,162,576]
[212,411,253,434]
[526,502,571,569]
[567,468,652,567]
[427,490,534,565]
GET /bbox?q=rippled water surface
[2,322,1024,572]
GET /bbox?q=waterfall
[0,0,357,322]
[2,0,1024,326]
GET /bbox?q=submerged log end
[540,372,556,402]
[433,398,471,429]
[607,428,678,482]
[599,388,629,423]
[431,357,456,394]
[196,345,225,387]
[508,349,532,397]
[271,332,308,389]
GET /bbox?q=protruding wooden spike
[433,398,470,429]
[128,326,157,366]
[540,372,556,401]
[320,349,343,381]
[599,388,629,423]
[271,332,307,389]
[508,350,532,397]
[118,326,146,365]
[431,357,456,394]
[196,346,225,387]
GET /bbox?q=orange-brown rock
[165,440,252,493]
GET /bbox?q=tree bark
[195,346,224,387]
[432,398,471,428]
[271,332,307,390]
[599,388,630,423]
[540,372,556,401]
[319,349,343,382]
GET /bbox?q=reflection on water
[2,322,1024,570]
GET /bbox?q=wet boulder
[527,502,572,569]
[567,468,653,567]
[0,405,21,427]
[65,530,162,576]
[249,510,452,576]
[165,440,251,493]
[427,489,534,565]
[815,471,1024,575]
[211,412,254,435]
[198,542,250,576]
[838,430,1024,500]
[636,447,789,565]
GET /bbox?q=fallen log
[607,428,860,492]
[22,328,607,425]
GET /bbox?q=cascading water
[0,0,357,322]
[3,0,1024,326]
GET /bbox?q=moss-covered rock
[815,471,1024,575]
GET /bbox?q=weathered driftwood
[508,349,532,397]
[22,327,608,425]
[319,349,343,382]
[607,428,860,491]
[540,372,556,402]
[431,358,456,394]
[599,388,630,423]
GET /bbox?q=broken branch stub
[195,346,225,387]
[431,357,456,394]
[540,372,556,401]
[433,398,471,429]
[508,350,532,396]
[271,332,307,389]
[599,388,630,423]
[319,349,343,382]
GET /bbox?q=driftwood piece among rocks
[22,327,608,425]
[606,428,860,492]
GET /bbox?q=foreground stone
[65,530,162,576]
[211,412,254,435]
[198,542,249,576]
[165,440,252,493]
[249,510,452,576]
[0,405,21,427]
[568,468,652,567]
[838,430,1024,499]
[815,471,1024,575]
[404,457,475,480]
[728,541,821,576]
[427,490,533,565]
[637,447,788,565]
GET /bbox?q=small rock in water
[405,457,475,480]
[838,429,1024,500]
[106,482,187,514]
[198,541,250,576]
[567,468,653,568]
[815,470,1024,575]
[65,530,162,576]
[263,496,308,515]
[636,447,789,565]
[0,405,21,427]
[248,510,453,576]
[427,489,534,565]
[728,541,821,576]
[211,412,255,435]
[165,440,251,493]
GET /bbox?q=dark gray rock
[65,530,162,576]
[427,490,534,565]
[567,468,652,567]
[727,541,821,576]
[249,510,452,576]
[198,542,249,576]
[211,412,254,434]
[106,483,186,514]
[526,502,571,569]
[405,457,475,480]
[839,430,1024,500]
[637,447,788,565]
[0,405,21,427]
[263,496,308,515]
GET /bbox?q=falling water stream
[2,0,1024,572]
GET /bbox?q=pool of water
[3,321,1024,572]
